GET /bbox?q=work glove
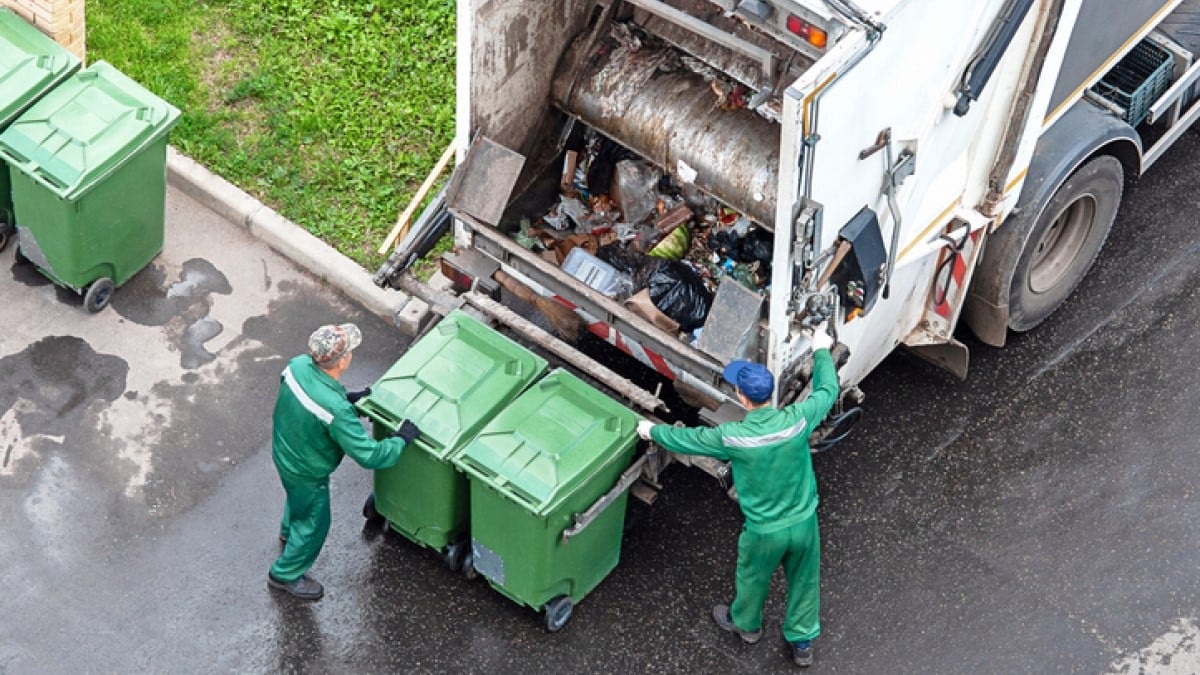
[811,325,834,352]
[346,387,372,404]
[393,419,421,444]
[636,420,655,441]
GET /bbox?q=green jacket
[651,349,839,532]
[272,354,406,481]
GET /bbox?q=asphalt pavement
[1,132,1199,675]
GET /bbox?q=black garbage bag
[735,228,773,270]
[634,260,713,331]
[596,243,647,275]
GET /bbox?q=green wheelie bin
[355,309,547,571]
[0,8,81,252]
[0,60,180,312]
[450,368,640,632]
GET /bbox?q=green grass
[87,0,456,269]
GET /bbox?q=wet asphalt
[2,129,1200,674]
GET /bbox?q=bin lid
[0,9,80,127]
[356,310,547,459]
[0,60,181,199]
[450,369,639,516]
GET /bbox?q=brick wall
[1,0,85,61]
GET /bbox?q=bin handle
[561,451,651,543]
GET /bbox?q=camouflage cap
[308,323,362,365]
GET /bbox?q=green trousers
[270,469,331,582]
[730,512,821,643]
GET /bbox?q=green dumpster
[356,310,547,570]
[0,60,180,312]
[450,368,639,632]
[0,8,81,251]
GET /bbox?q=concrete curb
[165,147,409,321]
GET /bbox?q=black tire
[543,595,574,633]
[83,277,115,313]
[442,540,468,573]
[0,228,8,253]
[462,550,478,581]
[1007,155,1122,331]
[362,492,383,523]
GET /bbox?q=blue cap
[722,360,774,403]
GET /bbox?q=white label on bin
[472,539,505,586]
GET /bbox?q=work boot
[268,573,324,601]
[791,640,814,667]
[711,604,763,644]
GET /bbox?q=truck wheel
[543,595,573,632]
[1007,155,1122,331]
[84,278,115,313]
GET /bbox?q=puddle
[111,258,233,369]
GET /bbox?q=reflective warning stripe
[552,295,679,380]
[932,229,982,319]
[722,418,808,448]
[282,366,333,425]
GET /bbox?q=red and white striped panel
[551,295,679,380]
[931,229,983,319]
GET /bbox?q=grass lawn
[86,0,456,271]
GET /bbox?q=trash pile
[513,128,772,341]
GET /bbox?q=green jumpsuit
[270,354,408,582]
[651,348,838,643]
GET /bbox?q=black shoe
[792,640,814,667]
[711,604,763,644]
[268,573,324,600]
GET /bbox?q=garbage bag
[596,243,647,275]
[635,260,713,331]
[612,160,661,226]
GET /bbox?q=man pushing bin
[267,322,421,600]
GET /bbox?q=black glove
[393,419,421,444]
[346,387,371,404]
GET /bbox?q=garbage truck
[381,0,1200,474]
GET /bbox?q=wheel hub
[1029,194,1095,294]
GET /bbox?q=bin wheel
[442,540,468,573]
[362,492,383,523]
[84,278,115,313]
[462,550,479,580]
[544,595,574,633]
[0,228,8,253]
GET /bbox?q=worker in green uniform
[637,327,838,668]
[268,323,421,600]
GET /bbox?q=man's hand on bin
[393,419,421,444]
[636,420,654,441]
[346,387,372,404]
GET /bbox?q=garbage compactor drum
[450,368,640,631]
[356,310,547,569]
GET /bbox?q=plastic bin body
[0,8,81,227]
[0,60,180,291]
[356,310,547,550]
[451,369,639,609]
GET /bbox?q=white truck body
[429,0,1196,429]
